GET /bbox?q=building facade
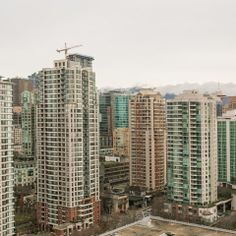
[14,160,36,186]
[99,92,113,148]
[111,93,130,129]
[36,54,100,234]
[218,110,236,185]
[11,77,33,106]
[224,96,236,112]
[103,161,129,188]
[99,91,131,150]
[129,90,166,191]
[21,90,36,157]
[113,128,130,157]
[13,106,23,155]
[167,90,218,206]
[0,80,15,235]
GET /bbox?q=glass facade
[112,94,130,129]
[99,92,131,149]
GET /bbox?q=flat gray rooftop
[105,217,236,236]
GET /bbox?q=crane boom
[56,43,82,57]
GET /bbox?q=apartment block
[129,90,166,191]
[36,54,100,235]
[167,90,218,206]
[218,110,236,185]
[0,79,15,235]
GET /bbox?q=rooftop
[67,53,94,61]
[100,217,236,236]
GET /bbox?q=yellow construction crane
[56,43,82,57]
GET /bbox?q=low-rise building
[163,198,232,223]
[101,193,129,214]
[103,161,129,188]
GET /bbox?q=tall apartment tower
[218,110,236,185]
[36,54,100,234]
[167,91,218,205]
[129,90,166,190]
[0,79,15,235]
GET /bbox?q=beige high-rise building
[36,54,100,235]
[129,90,166,191]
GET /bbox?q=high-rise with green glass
[167,91,218,206]
[99,91,131,149]
[218,110,236,185]
[111,93,130,129]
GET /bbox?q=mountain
[100,82,236,96]
[156,82,236,96]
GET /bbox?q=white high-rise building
[0,79,15,236]
[167,90,218,205]
[36,54,100,235]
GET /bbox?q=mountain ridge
[100,82,236,96]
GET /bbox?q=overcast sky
[1,0,236,88]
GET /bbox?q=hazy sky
[1,0,236,88]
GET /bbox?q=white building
[0,79,15,235]
[36,54,100,235]
[167,90,218,206]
